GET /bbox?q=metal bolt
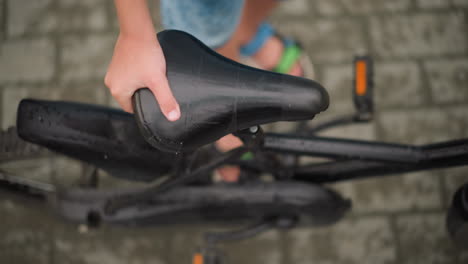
[249,126,259,134]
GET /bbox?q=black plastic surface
[133,30,329,152]
[16,99,175,182]
[56,182,350,227]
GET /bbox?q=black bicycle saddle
[133,30,329,153]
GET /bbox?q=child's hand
[105,33,180,121]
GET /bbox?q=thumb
[147,75,181,122]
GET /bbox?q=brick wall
[1,0,468,263]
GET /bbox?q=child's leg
[160,0,300,75]
[214,0,278,61]
[217,0,303,76]
[160,0,244,50]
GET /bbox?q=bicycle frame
[263,133,468,183]
[1,54,467,263]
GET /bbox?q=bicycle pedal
[353,56,374,121]
[193,248,224,264]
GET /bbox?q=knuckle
[109,87,120,97]
[146,76,161,88]
[104,75,112,88]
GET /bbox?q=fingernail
[167,109,180,121]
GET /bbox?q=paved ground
[1,0,468,263]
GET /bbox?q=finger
[105,74,135,113]
[147,75,180,122]
[111,87,134,113]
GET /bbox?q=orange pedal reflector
[353,56,374,121]
[355,60,367,96]
[193,253,204,264]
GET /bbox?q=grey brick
[0,158,53,182]
[417,0,451,8]
[59,0,107,8]
[287,217,395,264]
[2,86,50,129]
[0,194,53,264]
[0,87,3,127]
[94,168,152,189]
[332,171,442,213]
[276,0,311,16]
[313,63,378,137]
[58,10,107,33]
[461,252,468,264]
[452,0,468,7]
[313,64,377,136]
[318,123,377,140]
[53,224,170,264]
[108,96,120,109]
[164,226,282,264]
[274,18,367,63]
[439,166,468,206]
[321,61,424,115]
[56,0,108,32]
[396,213,461,264]
[8,0,108,36]
[424,58,468,104]
[299,122,376,165]
[377,106,468,144]
[0,0,4,36]
[50,156,84,186]
[375,61,425,108]
[314,0,411,16]
[163,226,204,264]
[1,83,107,129]
[370,12,467,58]
[222,230,281,264]
[270,121,300,133]
[60,34,115,82]
[7,0,54,37]
[0,38,55,83]
[109,1,119,31]
[320,64,355,115]
[55,81,108,103]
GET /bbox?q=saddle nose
[133,30,329,153]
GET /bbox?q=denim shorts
[160,0,245,48]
